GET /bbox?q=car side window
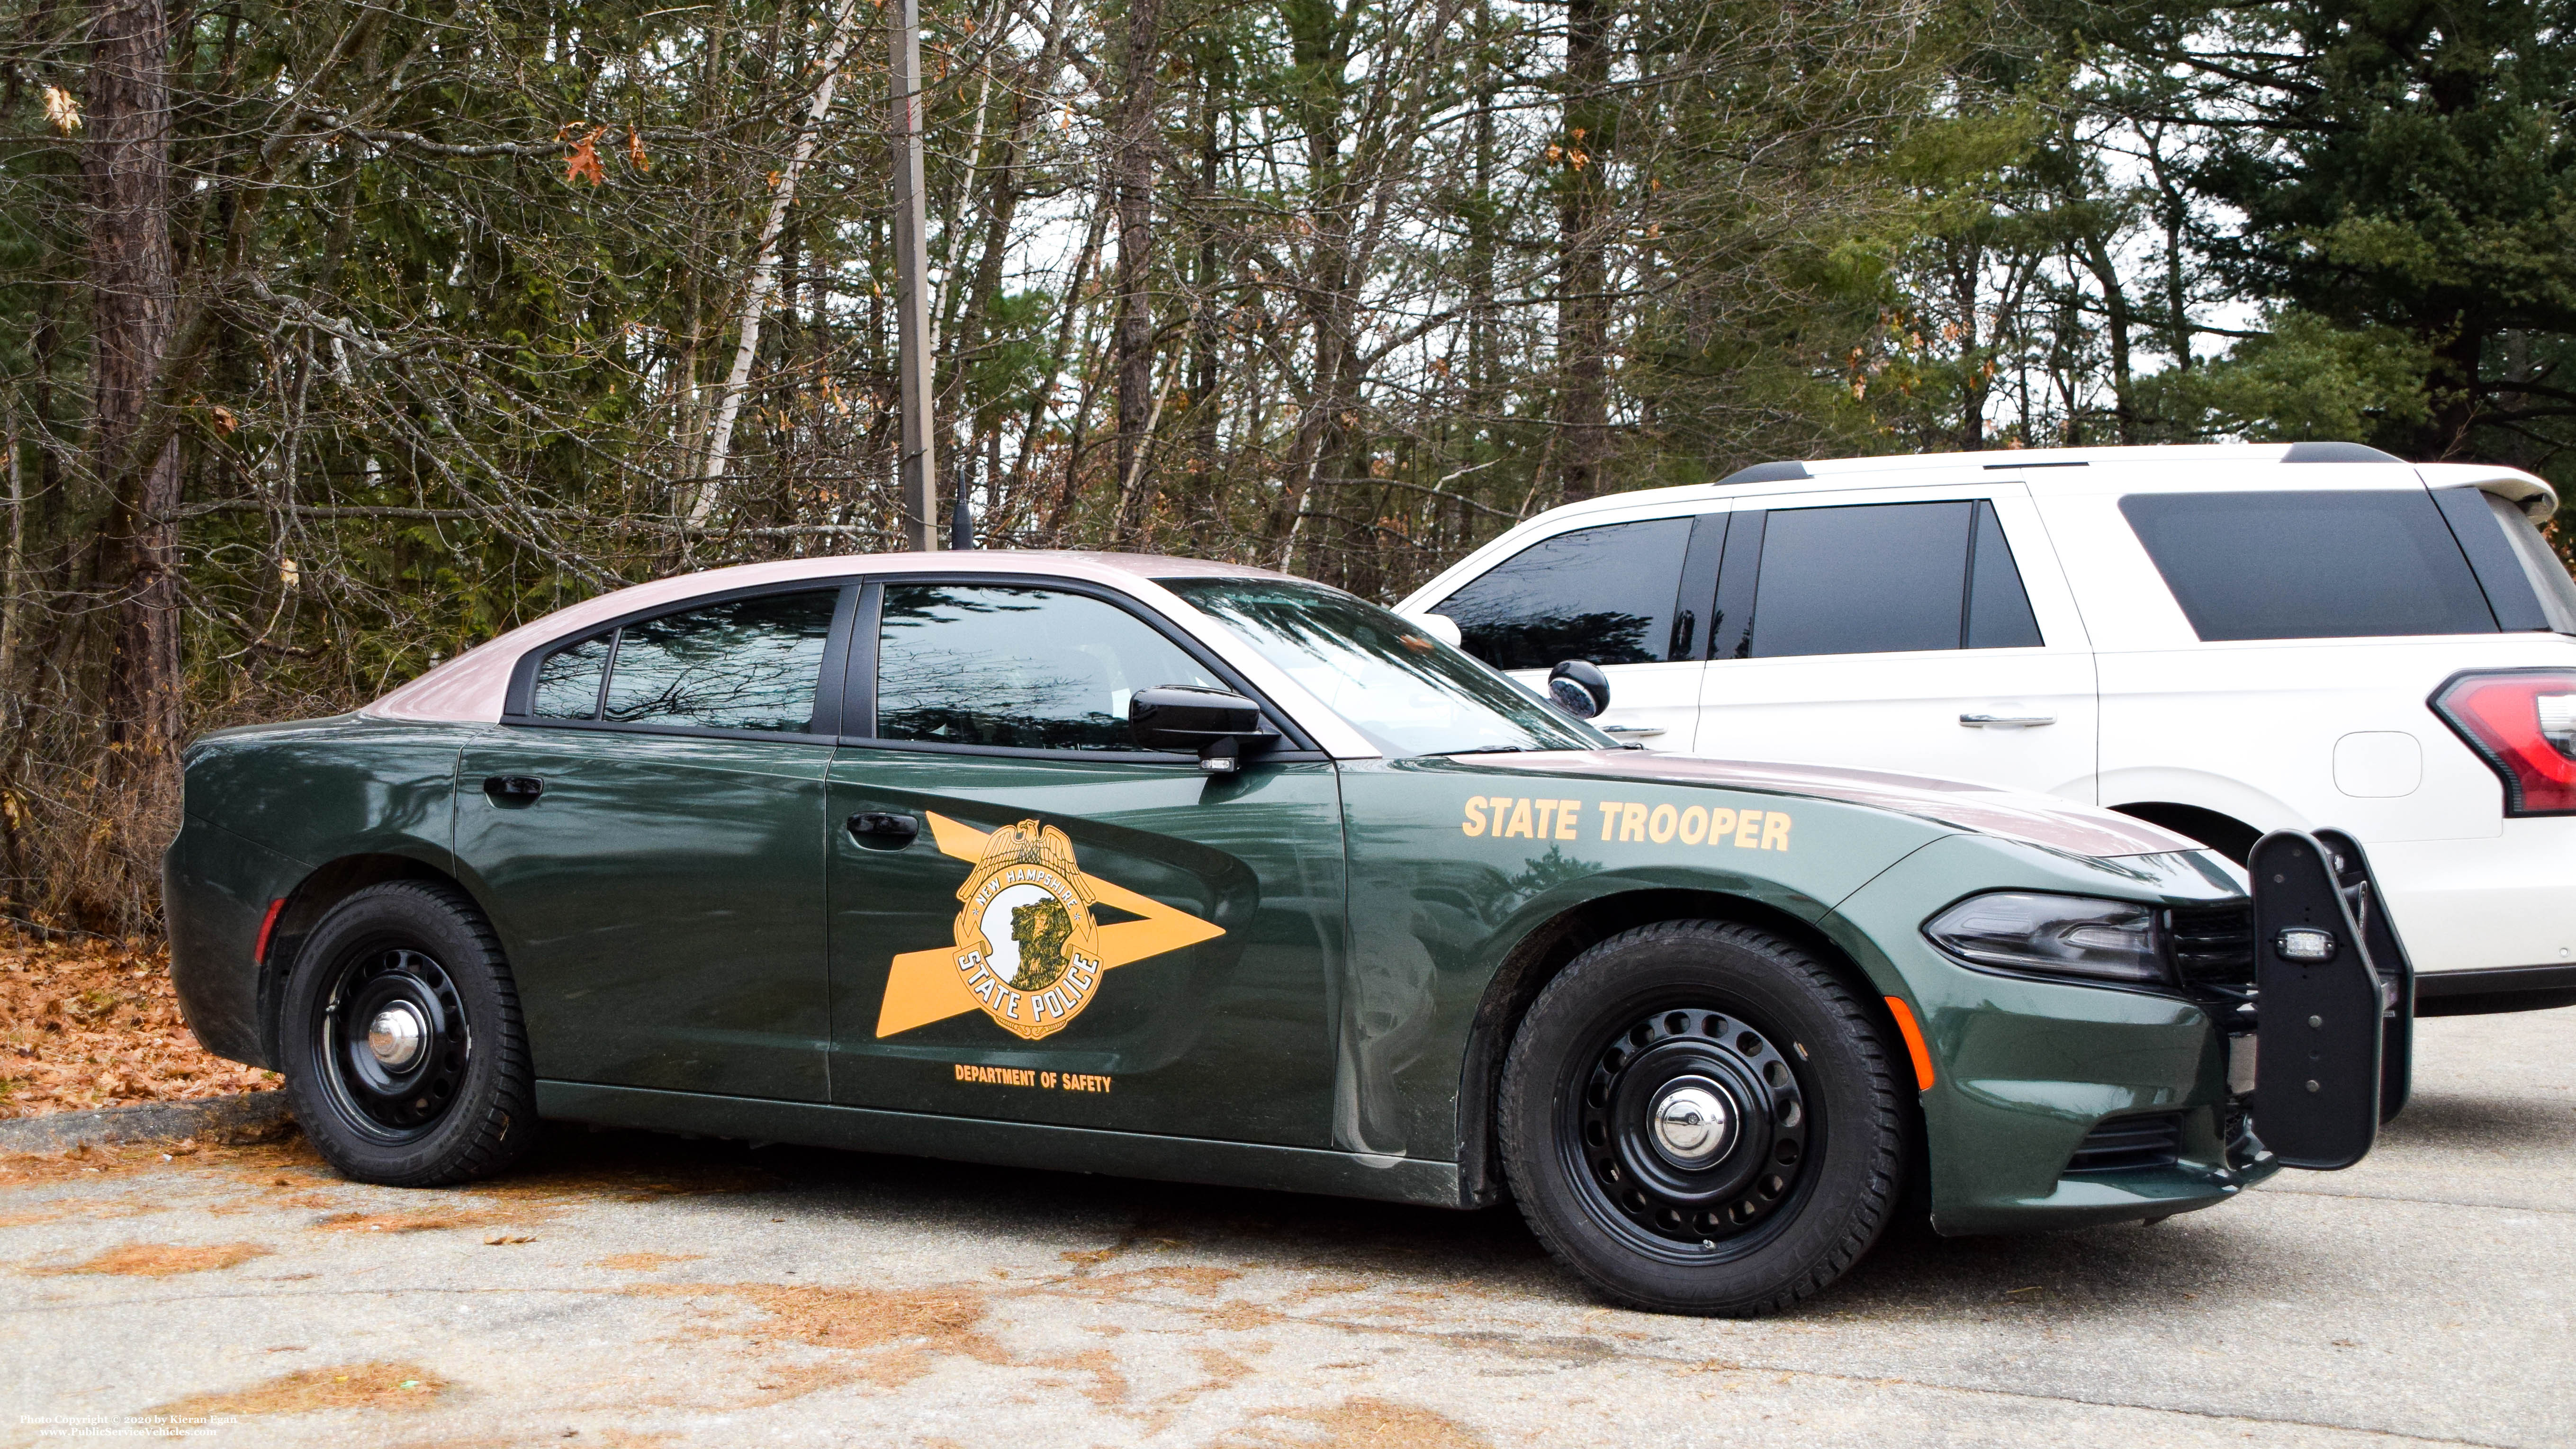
[2121,490,2497,641]
[530,589,841,732]
[1965,501,2044,648]
[876,584,1223,751]
[1434,518,1695,670]
[1745,502,1974,657]
[531,633,612,720]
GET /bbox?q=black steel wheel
[1499,919,1905,1315]
[1567,1006,1813,1259]
[278,880,537,1187]
[316,946,472,1141]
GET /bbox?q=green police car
[163,552,2409,1314]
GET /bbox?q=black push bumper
[2247,829,2416,1170]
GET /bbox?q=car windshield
[1159,577,1610,757]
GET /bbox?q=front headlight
[1922,891,2168,987]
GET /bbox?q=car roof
[369,549,1304,724]
[1511,442,2558,523]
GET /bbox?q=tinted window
[1965,501,2044,648]
[597,590,840,731]
[1436,519,1693,670]
[2121,491,2496,641]
[1748,503,1971,657]
[2479,491,2576,635]
[877,585,1221,750]
[532,633,611,719]
[1164,577,1604,757]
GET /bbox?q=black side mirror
[1547,659,1610,720]
[1130,685,1277,772]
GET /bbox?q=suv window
[1747,501,1987,657]
[876,584,1222,750]
[2121,490,2497,641]
[561,589,842,731]
[1435,518,1694,670]
[2486,493,2576,634]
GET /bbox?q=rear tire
[1497,920,1903,1315]
[277,881,538,1187]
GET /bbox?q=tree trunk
[1554,0,1612,503]
[2078,236,2136,444]
[84,0,184,768]
[1109,0,1166,548]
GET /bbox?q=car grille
[2064,1112,2186,1174]
[2167,901,2255,996]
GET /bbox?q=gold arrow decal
[874,812,1226,1039]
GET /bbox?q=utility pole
[890,0,938,549]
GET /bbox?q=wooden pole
[890,0,938,549]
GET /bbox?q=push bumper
[2243,829,2415,1170]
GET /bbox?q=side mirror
[1130,685,1276,772]
[1547,659,1610,720]
[1405,612,1463,648]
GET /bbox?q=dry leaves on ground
[1219,1396,1491,1449]
[154,1361,446,1418]
[0,935,278,1117]
[27,1241,270,1277]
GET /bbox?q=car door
[455,583,853,1102]
[1695,485,2101,798]
[824,578,1348,1148]
[1424,512,1718,750]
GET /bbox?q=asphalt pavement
[4,1007,2571,1448]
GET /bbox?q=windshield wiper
[1429,745,1528,756]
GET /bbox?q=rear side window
[526,590,841,731]
[1747,502,1972,657]
[531,633,611,719]
[1435,518,1694,670]
[2121,491,2497,641]
[1965,502,2043,648]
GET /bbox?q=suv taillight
[2432,670,2576,816]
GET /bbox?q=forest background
[0,0,2571,933]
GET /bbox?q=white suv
[1396,442,2576,1015]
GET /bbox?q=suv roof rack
[2281,441,2402,464]
[1715,460,1812,486]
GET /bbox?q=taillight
[2431,670,2576,816]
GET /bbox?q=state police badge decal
[873,813,1227,1041]
[952,819,1105,1040]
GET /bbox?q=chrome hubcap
[365,1003,428,1070]
[1649,1079,1734,1168]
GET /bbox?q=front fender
[1336,756,1951,1175]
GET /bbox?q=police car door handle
[847,811,921,845]
[1603,725,1666,738]
[1959,713,2056,728]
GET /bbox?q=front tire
[1497,920,1904,1315]
[277,881,538,1186]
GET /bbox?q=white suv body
[1396,442,2576,1014]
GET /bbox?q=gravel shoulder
[2,1009,2569,1448]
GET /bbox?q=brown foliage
[28,1240,270,1276]
[154,1362,447,1418]
[0,935,278,1117]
